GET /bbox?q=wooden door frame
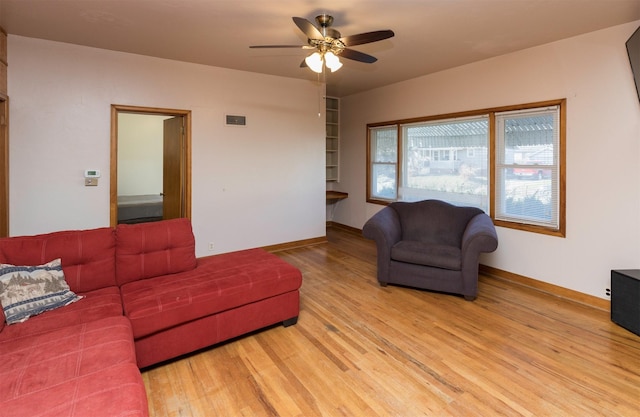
[0,98,8,237]
[110,104,192,227]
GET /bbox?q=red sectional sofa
[0,218,302,417]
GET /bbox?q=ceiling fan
[250,15,394,73]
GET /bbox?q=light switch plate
[85,178,98,186]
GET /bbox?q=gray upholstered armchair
[362,199,498,300]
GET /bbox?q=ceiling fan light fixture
[252,15,394,74]
[325,51,343,72]
[305,52,324,73]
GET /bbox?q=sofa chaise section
[116,220,302,368]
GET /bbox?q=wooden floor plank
[142,226,640,416]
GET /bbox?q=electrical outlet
[208,242,215,251]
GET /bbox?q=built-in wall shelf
[326,97,339,182]
[326,190,348,204]
[0,28,7,99]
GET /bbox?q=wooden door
[162,116,184,220]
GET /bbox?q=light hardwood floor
[142,226,640,416]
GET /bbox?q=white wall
[336,21,640,300]
[8,36,326,256]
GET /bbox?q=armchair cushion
[391,241,462,270]
[392,200,483,246]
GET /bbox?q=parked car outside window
[513,161,552,180]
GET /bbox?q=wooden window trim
[366,99,566,237]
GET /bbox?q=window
[367,100,565,236]
[495,107,560,229]
[399,116,489,210]
[368,126,398,200]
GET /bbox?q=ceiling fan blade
[339,30,395,47]
[292,16,323,40]
[340,48,378,64]
[249,45,311,49]
[300,59,308,68]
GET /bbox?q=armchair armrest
[362,206,402,284]
[461,213,499,256]
[458,213,498,299]
[363,206,402,246]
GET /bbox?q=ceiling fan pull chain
[317,72,323,117]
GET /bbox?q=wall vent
[225,114,246,126]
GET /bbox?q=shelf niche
[326,97,339,182]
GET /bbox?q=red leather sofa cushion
[121,248,302,339]
[0,287,123,341]
[115,218,197,286]
[0,227,117,293]
[0,316,148,417]
[1,363,148,417]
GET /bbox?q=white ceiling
[1,0,639,97]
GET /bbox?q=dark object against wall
[611,269,640,337]
[627,25,640,103]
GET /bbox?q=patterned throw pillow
[0,259,83,324]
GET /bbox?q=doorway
[110,105,191,227]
